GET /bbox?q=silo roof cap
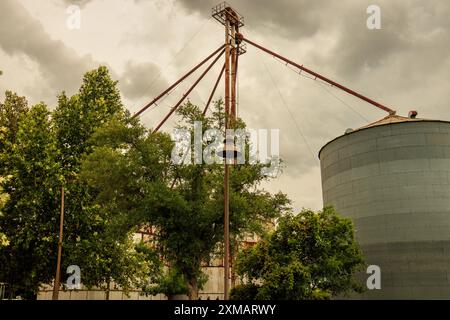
[318,114,434,159]
[355,114,427,131]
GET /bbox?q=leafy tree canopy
[231,206,365,300]
[0,103,60,299]
[81,100,291,299]
[0,91,29,174]
[0,177,9,247]
[0,67,146,299]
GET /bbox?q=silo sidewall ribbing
[319,120,450,299]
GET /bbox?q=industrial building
[319,113,450,299]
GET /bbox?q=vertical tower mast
[223,8,231,301]
[212,2,245,300]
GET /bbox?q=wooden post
[52,186,65,300]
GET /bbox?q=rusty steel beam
[132,44,226,119]
[242,36,396,115]
[153,48,226,133]
[231,46,239,117]
[203,62,226,116]
[230,49,237,118]
[223,10,232,302]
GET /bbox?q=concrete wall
[38,265,226,300]
[37,238,260,300]
[319,121,450,299]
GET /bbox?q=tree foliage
[0,65,364,302]
[50,66,145,294]
[0,103,61,299]
[0,91,29,174]
[231,206,365,300]
[0,177,9,247]
[53,66,123,171]
[0,66,150,298]
[81,101,291,299]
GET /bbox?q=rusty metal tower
[212,2,245,300]
[130,1,397,301]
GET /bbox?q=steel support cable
[131,16,213,114]
[242,27,316,161]
[153,48,226,133]
[242,36,396,115]
[319,85,370,123]
[272,56,370,123]
[133,44,226,119]
[261,58,317,162]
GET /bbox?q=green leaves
[0,91,29,175]
[1,68,294,300]
[0,177,9,247]
[0,101,61,298]
[81,100,292,299]
[53,66,124,173]
[50,67,146,293]
[231,206,365,300]
[0,91,28,144]
[0,66,140,299]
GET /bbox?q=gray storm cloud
[176,0,334,39]
[0,0,95,97]
[1,0,450,209]
[172,0,450,178]
[0,0,169,105]
[119,61,169,100]
[176,0,450,78]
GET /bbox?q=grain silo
[319,112,450,299]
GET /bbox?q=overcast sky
[1,0,450,211]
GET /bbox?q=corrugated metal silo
[319,114,450,299]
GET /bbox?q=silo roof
[318,114,450,159]
[355,114,426,131]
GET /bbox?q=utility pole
[52,186,65,300]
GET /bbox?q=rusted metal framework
[241,35,396,115]
[152,47,226,133]
[133,5,395,126]
[129,2,397,300]
[132,44,225,120]
[214,2,243,300]
[212,2,244,28]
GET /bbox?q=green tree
[0,177,9,247]
[53,66,123,171]
[231,206,365,300]
[51,66,147,296]
[0,103,61,299]
[81,101,291,299]
[0,91,29,174]
[0,67,149,299]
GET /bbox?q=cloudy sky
[1,0,450,211]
